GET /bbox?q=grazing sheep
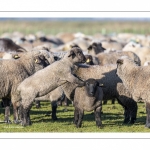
[96,51,141,66]
[0,50,53,124]
[17,47,86,126]
[116,56,150,128]
[0,38,26,52]
[74,78,103,128]
[59,64,138,125]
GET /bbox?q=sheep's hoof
[13,120,21,124]
[63,108,68,112]
[52,117,58,121]
[36,105,41,109]
[76,124,82,128]
[123,118,130,124]
[5,120,12,124]
[145,123,150,128]
[128,119,136,125]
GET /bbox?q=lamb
[16,47,86,126]
[0,50,53,124]
[73,78,103,128]
[116,56,150,128]
[59,64,138,125]
[0,38,27,52]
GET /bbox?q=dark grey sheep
[74,78,103,128]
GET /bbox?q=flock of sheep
[0,31,150,128]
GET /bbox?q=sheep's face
[85,78,99,97]
[85,55,94,65]
[68,47,86,64]
[88,42,106,55]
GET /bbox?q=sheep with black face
[73,78,103,128]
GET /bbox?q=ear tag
[14,55,19,59]
[35,59,39,63]
[86,58,90,63]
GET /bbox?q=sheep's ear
[68,50,75,58]
[87,45,92,50]
[117,59,123,64]
[13,54,20,59]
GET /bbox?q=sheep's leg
[51,101,58,120]
[21,106,32,126]
[145,102,150,128]
[103,100,107,105]
[13,102,20,124]
[123,107,130,124]
[128,101,137,124]
[117,98,130,124]
[111,98,116,104]
[76,108,84,128]
[2,98,11,124]
[94,106,102,127]
[74,107,79,125]
[35,100,41,109]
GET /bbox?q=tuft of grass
[0,100,149,132]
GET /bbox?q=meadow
[0,20,150,35]
[0,100,148,132]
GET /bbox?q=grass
[1,20,150,35]
[0,100,149,132]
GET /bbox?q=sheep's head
[68,47,86,64]
[88,42,106,55]
[85,78,102,97]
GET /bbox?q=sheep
[122,41,150,65]
[96,51,141,66]
[0,38,27,52]
[116,56,150,128]
[0,50,53,124]
[87,42,106,56]
[16,47,86,126]
[59,64,138,125]
[87,41,141,66]
[73,78,103,128]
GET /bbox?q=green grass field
[0,101,149,132]
[1,20,150,35]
